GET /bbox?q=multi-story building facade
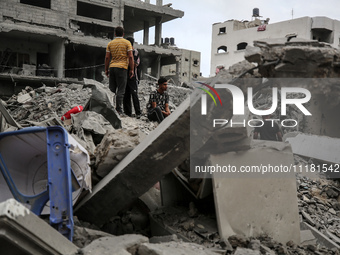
[0,0,200,90]
[210,15,340,76]
[161,42,201,84]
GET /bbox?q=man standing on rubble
[123,37,142,118]
[105,26,134,115]
[253,114,283,141]
[147,77,171,123]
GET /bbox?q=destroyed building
[1,3,340,255]
[210,8,340,75]
[161,44,201,84]
[0,0,200,94]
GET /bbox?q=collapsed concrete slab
[210,140,301,245]
[138,241,220,255]
[0,199,78,255]
[300,222,340,250]
[75,98,192,226]
[80,234,148,255]
[83,78,121,129]
[285,133,340,164]
[75,84,234,226]
[94,128,142,178]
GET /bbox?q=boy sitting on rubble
[147,77,171,123]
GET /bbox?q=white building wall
[210,16,340,77]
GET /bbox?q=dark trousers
[123,78,141,116]
[109,67,127,113]
[147,107,164,123]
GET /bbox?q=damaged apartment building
[0,0,201,94]
[211,8,340,76]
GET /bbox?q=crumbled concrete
[2,41,340,255]
[0,199,78,255]
[83,78,121,129]
[300,229,317,245]
[285,133,340,164]
[234,247,260,255]
[138,241,220,255]
[94,128,142,178]
[73,225,113,248]
[79,235,148,255]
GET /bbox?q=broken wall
[0,37,49,72]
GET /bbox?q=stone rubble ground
[2,40,340,254]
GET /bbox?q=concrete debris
[73,225,113,248]
[300,229,317,245]
[75,77,234,226]
[138,241,221,255]
[75,97,193,226]
[1,37,340,255]
[94,128,142,179]
[285,132,340,164]
[0,199,78,255]
[149,234,180,244]
[0,99,21,131]
[245,38,340,78]
[71,110,115,155]
[234,247,260,255]
[5,84,91,127]
[79,235,148,255]
[17,92,32,104]
[297,171,340,249]
[83,78,122,129]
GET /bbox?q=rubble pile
[147,195,340,255]
[245,38,340,78]
[2,40,340,254]
[3,83,90,128]
[296,169,340,245]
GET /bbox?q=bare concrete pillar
[143,21,149,45]
[155,16,162,46]
[175,56,181,84]
[145,0,150,3]
[151,55,161,78]
[156,0,163,5]
[50,39,65,78]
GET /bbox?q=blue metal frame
[0,126,74,241]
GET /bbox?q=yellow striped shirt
[106,37,133,69]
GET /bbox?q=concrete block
[17,93,32,104]
[138,242,220,255]
[245,46,262,64]
[0,199,78,255]
[211,140,300,244]
[300,222,340,249]
[22,64,36,76]
[234,248,260,255]
[300,229,317,245]
[285,133,340,164]
[80,235,148,255]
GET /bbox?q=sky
[134,0,340,77]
